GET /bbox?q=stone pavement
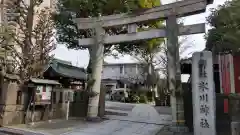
[63,119,162,135]
[4,118,99,135]
[1,102,172,135]
[64,103,171,135]
[0,127,46,135]
[106,104,171,125]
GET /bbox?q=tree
[116,40,163,97]
[206,0,240,54]
[6,0,56,82]
[113,0,163,98]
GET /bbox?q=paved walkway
[64,103,171,135]
[63,120,162,135]
[1,102,171,135]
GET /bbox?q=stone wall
[0,82,64,126]
[0,105,25,125]
[0,82,25,125]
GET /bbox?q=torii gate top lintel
[74,0,213,29]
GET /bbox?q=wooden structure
[0,58,87,126]
[25,78,60,124]
[43,59,86,89]
[43,59,89,119]
[73,0,214,123]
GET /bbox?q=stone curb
[104,110,128,116]
[0,127,47,135]
[0,130,24,135]
[0,127,46,135]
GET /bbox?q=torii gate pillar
[166,15,184,124]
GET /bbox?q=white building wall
[102,64,145,81]
[102,65,121,80]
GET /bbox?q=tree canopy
[54,0,131,50]
[54,0,163,51]
[206,0,240,54]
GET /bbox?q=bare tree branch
[5,0,56,82]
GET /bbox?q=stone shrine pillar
[166,15,184,124]
[87,24,105,120]
[192,51,216,135]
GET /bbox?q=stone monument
[192,51,216,135]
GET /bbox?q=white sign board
[42,86,52,100]
[36,85,52,100]
[192,51,216,135]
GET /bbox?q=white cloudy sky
[52,0,228,68]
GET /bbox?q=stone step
[105,109,129,116]
[105,106,133,111]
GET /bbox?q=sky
[52,0,228,69]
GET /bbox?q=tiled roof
[30,78,60,85]
[45,58,86,80]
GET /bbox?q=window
[120,65,124,74]
[136,65,138,74]
[16,91,22,105]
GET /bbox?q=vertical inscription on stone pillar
[192,51,216,135]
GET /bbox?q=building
[0,58,87,126]
[43,58,86,90]
[101,62,147,91]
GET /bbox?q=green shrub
[131,95,140,103]
[139,95,148,103]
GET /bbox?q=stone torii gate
[74,0,213,123]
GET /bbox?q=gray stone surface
[2,102,172,135]
[64,103,171,135]
[192,51,216,135]
[63,120,162,135]
[106,104,172,125]
[4,118,99,135]
[0,127,46,135]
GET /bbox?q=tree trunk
[21,0,34,81]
